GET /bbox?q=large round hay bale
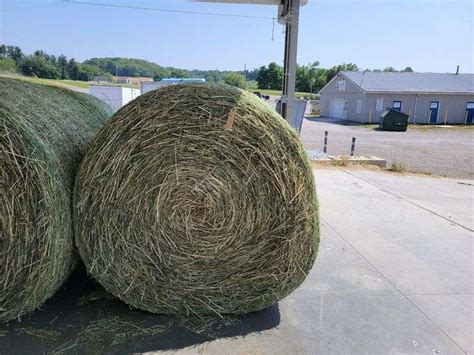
[0,77,112,322]
[74,84,319,315]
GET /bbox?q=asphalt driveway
[301,117,474,179]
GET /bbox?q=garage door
[330,98,347,119]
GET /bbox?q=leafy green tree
[0,58,17,73]
[295,61,328,93]
[245,68,259,81]
[223,72,246,88]
[257,62,283,90]
[170,69,188,78]
[67,58,80,80]
[153,73,163,82]
[325,63,359,83]
[0,45,7,59]
[402,67,414,72]
[57,54,68,79]
[19,55,59,78]
[8,46,24,65]
[203,70,222,83]
[383,67,397,72]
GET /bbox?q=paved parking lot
[301,118,474,179]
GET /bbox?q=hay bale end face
[0,77,112,322]
[74,84,319,315]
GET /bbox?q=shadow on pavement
[0,266,280,354]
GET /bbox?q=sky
[0,0,472,73]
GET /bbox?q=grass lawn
[248,88,319,99]
[0,74,141,90]
[0,73,90,89]
[406,124,474,131]
[358,123,473,130]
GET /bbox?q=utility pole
[281,0,300,128]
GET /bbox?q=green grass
[0,73,141,90]
[360,123,473,130]
[389,162,406,173]
[0,73,90,89]
[406,124,474,131]
[248,88,318,99]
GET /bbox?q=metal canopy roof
[191,0,308,24]
[191,0,308,5]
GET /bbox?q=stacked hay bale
[0,77,112,322]
[74,84,319,315]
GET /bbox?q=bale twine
[0,77,112,322]
[74,84,319,315]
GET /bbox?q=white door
[330,98,347,119]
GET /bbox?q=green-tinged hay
[74,84,319,315]
[0,77,113,322]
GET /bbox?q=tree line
[0,45,252,84]
[0,45,111,81]
[0,44,414,92]
[256,62,414,93]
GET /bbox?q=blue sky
[1,0,472,72]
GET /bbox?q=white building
[89,85,140,111]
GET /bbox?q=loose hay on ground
[74,84,319,315]
[0,77,112,322]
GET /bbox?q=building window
[376,98,384,112]
[393,101,402,111]
[336,80,346,92]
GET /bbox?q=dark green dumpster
[379,108,409,131]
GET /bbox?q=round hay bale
[0,77,112,322]
[74,84,319,315]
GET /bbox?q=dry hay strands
[0,77,113,322]
[74,84,319,316]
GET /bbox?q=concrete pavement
[1,169,472,354]
[154,169,473,354]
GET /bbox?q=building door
[466,102,474,124]
[330,98,347,119]
[393,101,402,111]
[429,101,439,124]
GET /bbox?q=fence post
[323,131,328,154]
[350,137,356,157]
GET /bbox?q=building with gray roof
[319,71,474,124]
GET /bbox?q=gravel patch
[301,118,474,179]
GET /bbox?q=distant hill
[84,57,166,78]
[83,57,256,83]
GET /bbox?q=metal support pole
[281,0,300,128]
[350,137,356,157]
[323,131,328,154]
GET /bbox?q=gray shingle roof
[341,71,474,94]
